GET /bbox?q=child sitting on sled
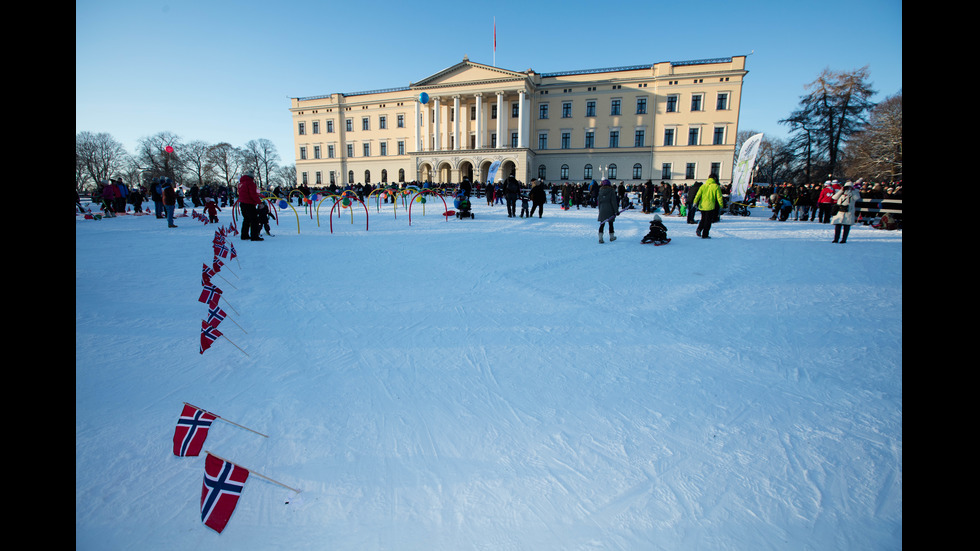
[641,214,670,244]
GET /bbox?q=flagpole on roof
[206,451,301,494]
[185,402,267,437]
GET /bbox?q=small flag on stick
[173,403,216,457]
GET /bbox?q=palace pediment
[411,58,528,89]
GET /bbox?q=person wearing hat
[237,170,263,241]
[831,181,860,243]
[597,179,618,243]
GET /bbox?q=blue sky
[76,0,901,166]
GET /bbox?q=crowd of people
[78,174,902,242]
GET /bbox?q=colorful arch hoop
[327,196,369,234]
[407,190,449,226]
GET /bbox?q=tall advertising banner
[731,133,763,202]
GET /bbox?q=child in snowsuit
[203,198,221,223]
[256,200,273,236]
[519,194,530,218]
[641,214,670,244]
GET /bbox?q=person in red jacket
[816,181,836,224]
[237,171,263,241]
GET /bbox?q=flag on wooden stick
[173,404,216,457]
[200,453,249,533]
[200,321,222,354]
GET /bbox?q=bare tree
[841,91,902,181]
[275,164,298,190]
[182,140,216,187]
[134,131,184,183]
[243,138,280,191]
[208,143,246,188]
[76,131,129,192]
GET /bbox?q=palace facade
[290,55,747,188]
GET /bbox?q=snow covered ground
[76,195,902,550]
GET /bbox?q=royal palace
[290,55,747,187]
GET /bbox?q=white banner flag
[487,160,502,184]
[731,133,763,203]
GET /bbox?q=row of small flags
[188,223,300,534]
[190,208,214,224]
[190,226,298,534]
[199,223,249,356]
[173,403,299,533]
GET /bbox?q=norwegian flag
[200,321,222,354]
[205,304,227,328]
[201,453,249,533]
[227,241,237,260]
[173,404,217,456]
[227,222,238,236]
[202,263,215,286]
[199,282,222,308]
[213,241,229,259]
[212,258,224,274]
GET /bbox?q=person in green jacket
[693,174,724,238]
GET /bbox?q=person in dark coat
[503,174,521,217]
[686,180,702,224]
[529,178,547,218]
[190,183,202,207]
[128,186,144,213]
[641,180,654,213]
[150,178,164,218]
[597,179,618,243]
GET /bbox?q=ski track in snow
[76,198,902,550]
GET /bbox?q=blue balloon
[278,200,287,209]
[419,92,429,104]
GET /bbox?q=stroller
[455,192,474,219]
[641,215,671,245]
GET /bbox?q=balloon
[279,200,287,209]
[165,146,174,153]
[419,92,429,104]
